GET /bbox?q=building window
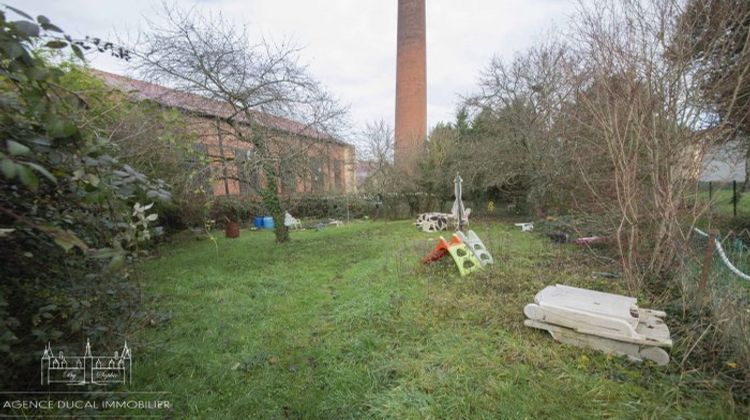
[311,158,325,193]
[334,160,343,192]
[235,148,260,195]
[280,160,297,194]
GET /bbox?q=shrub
[0,8,168,389]
[58,66,211,232]
[209,195,265,227]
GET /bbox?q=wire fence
[694,228,750,281]
[688,228,750,371]
[698,181,750,218]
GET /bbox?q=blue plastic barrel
[254,216,264,228]
[262,216,275,229]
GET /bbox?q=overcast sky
[19,0,576,134]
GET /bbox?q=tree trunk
[217,119,231,195]
[272,211,289,243]
[744,143,750,192]
[246,128,290,244]
[260,163,290,243]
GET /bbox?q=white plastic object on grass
[524,284,672,365]
[514,222,533,232]
[455,230,493,266]
[284,212,301,229]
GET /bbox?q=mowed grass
[129,220,740,418]
[700,188,750,218]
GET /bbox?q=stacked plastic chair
[422,230,492,276]
[456,230,493,266]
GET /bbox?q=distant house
[92,69,357,196]
[700,139,747,183]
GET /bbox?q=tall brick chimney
[395,0,426,174]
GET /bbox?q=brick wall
[186,115,356,196]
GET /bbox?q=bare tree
[418,121,458,208]
[131,3,347,242]
[677,0,750,187]
[461,0,749,291]
[463,40,577,216]
[565,0,742,291]
[358,119,395,195]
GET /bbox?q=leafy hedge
[0,8,170,389]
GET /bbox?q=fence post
[698,229,717,300]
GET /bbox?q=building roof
[90,69,350,147]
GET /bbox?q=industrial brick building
[93,69,357,196]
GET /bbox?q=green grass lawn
[700,188,750,218]
[127,220,740,418]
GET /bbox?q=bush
[288,193,437,221]
[533,214,611,238]
[0,9,169,389]
[289,194,373,220]
[58,67,210,232]
[209,195,265,227]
